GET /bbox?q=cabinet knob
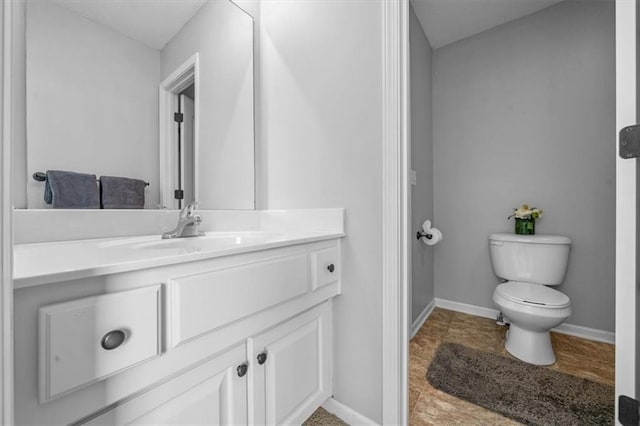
[257,352,268,365]
[237,363,248,377]
[327,264,335,273]
[101,330,126,350]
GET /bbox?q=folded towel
[100,176,146,209]
[44,170,100,209]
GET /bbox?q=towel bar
[33,172,149,186]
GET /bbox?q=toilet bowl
[493,281,570,365]
[489,233,572,365]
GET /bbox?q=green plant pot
[515,218,535,235]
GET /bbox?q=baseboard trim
[322,397,378,425]
[434,298,498,320]
[553,323,615,344]
[411,299,435,338]
[434,298,615,345]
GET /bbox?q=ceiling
[50,0,208,50]
[410,0,565,48]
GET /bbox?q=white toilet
[489,233,572,365]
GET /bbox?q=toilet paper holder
[416,230,433,240]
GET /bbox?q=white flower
[509,204,543,220]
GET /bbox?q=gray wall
[257,1,384,421]
[433,1,615,332]
[410,5,435,325]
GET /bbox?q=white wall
[433,1,615,331]
[26,2,160,208]
[12,1,26,209]
[161,0,254,210]
[258,0,384,421]
[410,5,435,325]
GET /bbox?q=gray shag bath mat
[427,343,614,425]
[303,408,348,426]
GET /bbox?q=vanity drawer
[168,253,308,347]
[310,246,340,290]
[38,285,162,403]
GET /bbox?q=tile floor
[409,308,615,425]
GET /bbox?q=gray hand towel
[100,176,146,209]
[44,170,100,209]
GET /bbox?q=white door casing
[0,0,14,423]
[616,0,637,423]
[159,53,199,210]
[382,0,410,424]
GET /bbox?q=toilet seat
[495,281,570,309]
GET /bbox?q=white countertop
[14,230,344,289]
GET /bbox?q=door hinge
[619,125,640,159]
[619,395,640,426]
[174,112,184,123]
[174,189,184,200]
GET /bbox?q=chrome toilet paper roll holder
[416,230,433,240]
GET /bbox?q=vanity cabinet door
[85,344,248,426]
[248,302,331,426]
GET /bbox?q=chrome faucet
[162,202,204,239]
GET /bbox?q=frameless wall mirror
[24,0,255,210]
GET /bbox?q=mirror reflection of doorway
[178,85,195,209]
[159,52,199,210]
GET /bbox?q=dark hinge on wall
[619,125,640,159]
[174,112,184,123]
[619,395,640,426]
[174,190,184,200]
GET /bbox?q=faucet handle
[180,201,199,218]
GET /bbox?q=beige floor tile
[411,386,507,426]
[410,332,441,363]
[409,354,430,390]
[414,308,454,340]
[409,381,421,418]
[551,332,615,364]
[548,349,615,386]
[410,308,456,363]
[442,312,506,354]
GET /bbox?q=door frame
[0,0,14,423]
[615,0,636,421]
[381,0,410,424]
[158,53,200,210]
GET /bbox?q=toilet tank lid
[489,233,571,245]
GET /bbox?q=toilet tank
[489,233,571,286]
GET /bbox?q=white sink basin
[131,232,285,251]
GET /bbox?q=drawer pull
[101,330,126,350]
[257,352,268,365]
[237,363,248,377]
[327,264,335,273]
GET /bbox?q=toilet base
[504,324,556,366]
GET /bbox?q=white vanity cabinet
[87,303,331,426]
[14,239,341,426]
[86,344,249,425]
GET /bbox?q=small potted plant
[509,204,542,235]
